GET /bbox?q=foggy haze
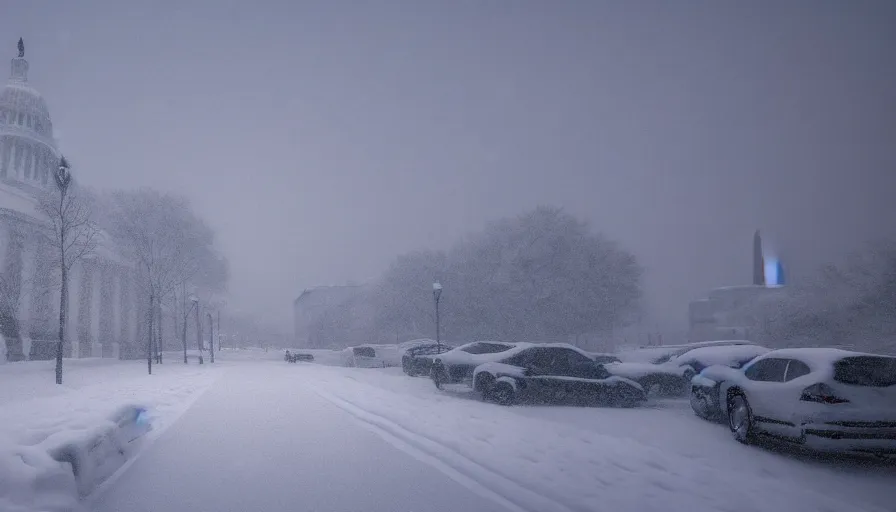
[3,0,895,332]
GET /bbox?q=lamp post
[207,311,215,363]
[192,296,203,364]
[433,282,442,352]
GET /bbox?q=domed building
[1,39,141,362]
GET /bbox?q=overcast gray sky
[3,1,895,332]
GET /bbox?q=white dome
[0,42,59,190]
[0,82,54,139]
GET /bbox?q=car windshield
[833,356,896,387]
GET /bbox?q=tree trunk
[208,312,215,363]
[155,299,163,364]
[195,302,203,364]
[147,291,154,374]
[182,310,189,364]
[55,265,67,385]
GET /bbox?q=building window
[17,112,23,125]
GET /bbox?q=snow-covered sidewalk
[0,358,221,512]
[307,365,896,512]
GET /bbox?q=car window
[461,343,512,354]
[557,349,592,366]
[834,356,896,387]
[506,348,538,367]
[353,347,375,358]
[783,360,811,381]
[743,358,788,382]
[530,349,557,368]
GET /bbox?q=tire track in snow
[311,385,577,512]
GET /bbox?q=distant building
[1,39,141,361]
[293,284,367,348]
[688,285,785,342]
[688,230,788,342]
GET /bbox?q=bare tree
[38,156,99,384]
[102,189,225,373]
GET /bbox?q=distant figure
[284,350,291,362]
[17,38,24,58]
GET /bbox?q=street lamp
[191,296,203,364]
[433,282,442,352]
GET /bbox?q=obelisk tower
[753,230,765,285]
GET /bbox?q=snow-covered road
[88,362,510,512]
[86,358,895,512]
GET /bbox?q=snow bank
[0,359,220,511]
[308,366,888,512]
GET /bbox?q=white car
[698,348,896,455]
[608,344,769,396]
[349,344,401,368]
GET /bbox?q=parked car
[692,348,896,455]
[467,343,646,407]
[349,345,400,368]
[429,341,517,387]
[284,350,314,363]
[617,340,755,364]
[606,343,767,396]
[402,343,455,376]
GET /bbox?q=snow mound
[0,360,220,511]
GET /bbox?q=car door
[774,358,813,438]
[741,357,790,435]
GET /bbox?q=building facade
[293,285,367,348]
[1,40,141,362]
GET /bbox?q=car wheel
[690,386,710,419]
[475,374,496,401]
[431,366,445,389]
[491,381,515,406]
[727,392,755,444]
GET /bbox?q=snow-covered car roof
[397,339,438,354]
[437,341,593,366]
[620,340,755,364]
[671,345,769,367]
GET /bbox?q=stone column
[0,225,26,361]
[98,263,114,357]
[76,260,94,358]
[118,268,136,359]
[16,235,34,358]
[26,236,54,360]
[67,261,81,358]
[90,261,103,357]
[109,265,121,358]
